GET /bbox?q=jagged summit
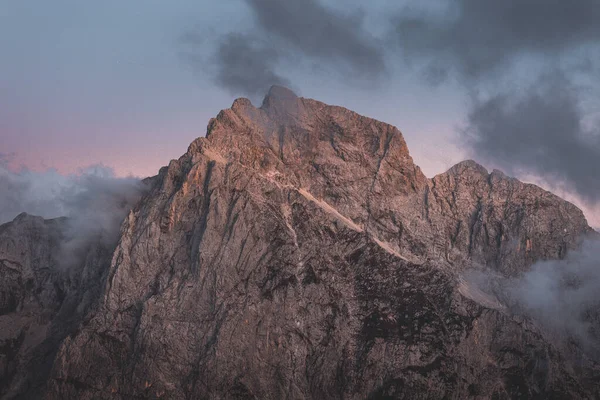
[194,86,591,264]
[229,85,299,112]
[7,211,40,224]
[261,84,298,108]
[444,159,489,175]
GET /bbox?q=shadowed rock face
[0,214,113,399]
[1,86,598,399]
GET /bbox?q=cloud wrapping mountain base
[0,160,147,270]
[464,238,600,354]
[510,240,600,348]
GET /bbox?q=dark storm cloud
[245,0,385,78]
[391,0,600,205]
[211,33,291,98]
[185,0,385,97]
[464,72,600,202]
[392,0,600,79]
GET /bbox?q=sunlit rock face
[1,87,598,399]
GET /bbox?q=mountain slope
[0,213,113,399]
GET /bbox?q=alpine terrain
[1,86,599,399]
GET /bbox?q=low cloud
[463,238,600,353]
[0,160,70,224]
[0,160,147,269]
[509,240,600,351]
[511,240,600,333]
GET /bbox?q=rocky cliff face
[1,86,598,399]
[0,213,64,398]
[0,213,113,399]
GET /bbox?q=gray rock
[0,213,113,399]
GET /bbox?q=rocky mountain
[1,86,598,399]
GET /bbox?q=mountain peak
[261,85,298,108]
[446,159,489,176]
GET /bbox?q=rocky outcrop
[426,160,592,276]
[0,214,113,399]
[1,86,597,399]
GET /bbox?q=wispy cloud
[0,159,148,269]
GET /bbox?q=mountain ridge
[1,86,598,399]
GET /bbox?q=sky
[1,0,600,226]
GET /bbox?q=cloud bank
[184,0,385,97]
[392,0,600,80]
[509,240,600,347]
[464,71,600,203]
[0,158,147,269]
[389,0,600,223]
